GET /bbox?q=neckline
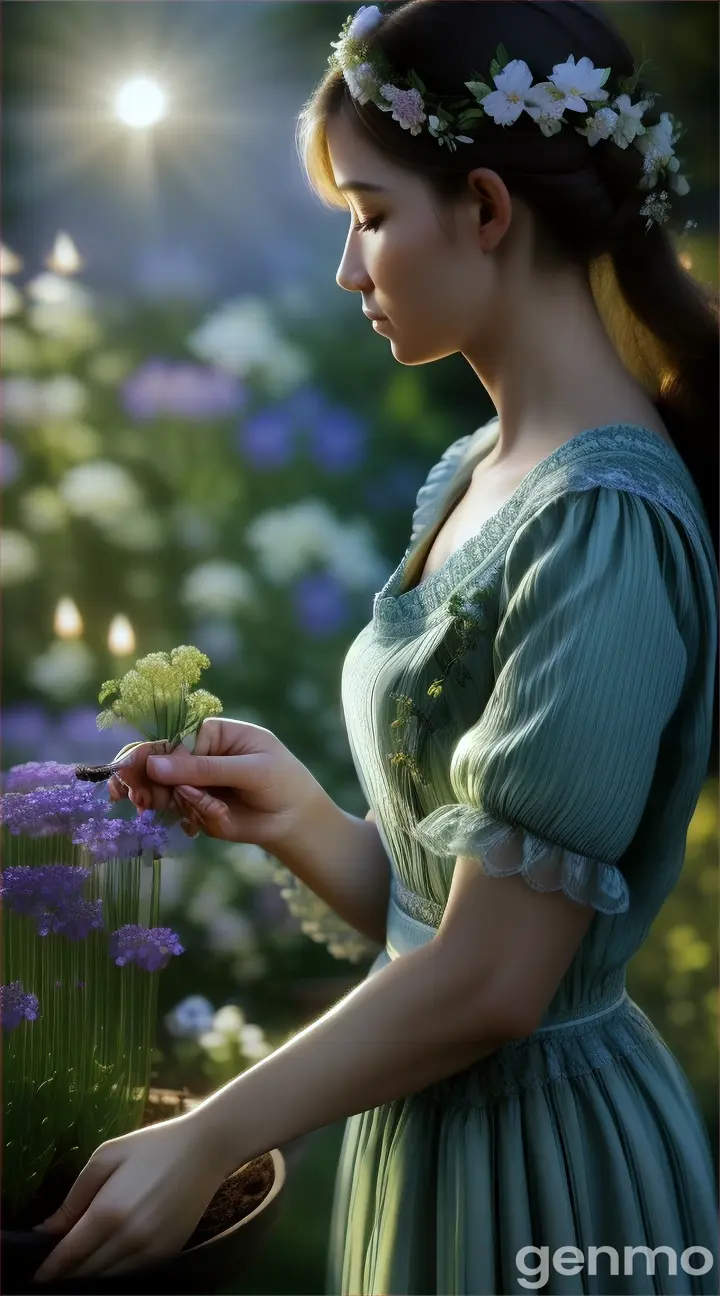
[372,422,694,632]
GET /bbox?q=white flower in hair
[347,4,383,42]
[524,83,569,137]
[634,112,677,186]
[547,54,610,112]
[610,94,649,148]
[379,84,427,135]
[482,59,538,125]
[577,105,618,146]
[345,61,380,105]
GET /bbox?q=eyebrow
[336,181,388,193]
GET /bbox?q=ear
[467,167,512,251]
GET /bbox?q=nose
[336,228,372,294]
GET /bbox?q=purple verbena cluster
[0,865,103,940]
[72,811,168,861]
[109,924,185,973]
[1,781,108,836]
[0,981,41,1033]
[3,762,79,793]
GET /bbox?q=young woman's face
[327,110,511,366]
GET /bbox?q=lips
[363,309,387,321]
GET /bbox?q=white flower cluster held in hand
[328,6,692,223]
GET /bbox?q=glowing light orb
[114,78,167,129]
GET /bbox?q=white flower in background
[211,1004,246,1037]
[99,509,164,551]
[206,909,253,954]
[610,94,649,148]
[187,869,237,925]
[26,273,93,308]
[28,639,95,699]
[20,486,69,534]
[344,61,380,106]
[59,460,141,522]
[246,502,387,590]
[0,279,22,319]
[222,841,276,884]
[164,994,215,1039]
[157,855,190,912]
[0,325,38,372]
[86,351,134,386]
[2,378,40,423]
[238,1023,271,1060]
[0,530,39,584]
[28,303,100,348]
[40,421,101,461]
[634,111,677,187]
[187,296,309,398]
[180,559,254,615]
[0,244,23,275]
[481,59,538,125]
[41,375,88,420]
[327,518,388,589]
[172,503,219,550]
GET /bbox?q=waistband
[379,886,628,1033]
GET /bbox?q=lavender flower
[0,864,103,940]
[292,571,350,637]
[72,811,168,861]
[109,924,184,972]
[4,761,79,793]
[1,780,108,837]
[0,981,41,1032]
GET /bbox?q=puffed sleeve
[409,419,499,546]
[410,488,689,914]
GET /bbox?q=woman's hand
[108,718,329,850]
[31,1114,228,1284]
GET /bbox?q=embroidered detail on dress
[372,424,706,634]
[393,875,445,926]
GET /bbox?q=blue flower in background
[364,459,428,511]
[60,706,137,759]
[284,385,328,426]
[1,442,20,486]
[1,704,53,757]
[191,619,241,666]
[292,571,350,638]
[237,407,296,469]
[307,407,366,473]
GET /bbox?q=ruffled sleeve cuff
[410,805,629,915]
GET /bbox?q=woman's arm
[188,858,595,1179]
[271,796,391,946]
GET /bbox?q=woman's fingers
[108,775,128,802]
[174,786,231,838]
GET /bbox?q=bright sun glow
[114,77,167,129]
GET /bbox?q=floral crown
[329,4,695,232]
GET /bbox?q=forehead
[326,112,404,193]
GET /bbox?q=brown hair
[296,0,719,566]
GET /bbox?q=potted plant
[1,647,287,1295]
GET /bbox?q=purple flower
[72,811,168,861]
[109,924,184,972]
[4,762,79,794]
[237,408,296,469]
[1,703,53,756]
[0,864,102,939]
[0,981,41,1033]
[285,387,327,427]
[1,781,108,837]
[122,360,244,421]
[307,408,366,472]
[292,571,350,637]
[60,706,137,756]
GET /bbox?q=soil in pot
[3,1086,276,1247]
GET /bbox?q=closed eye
[352,215,383,233]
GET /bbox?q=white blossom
[634,112,677,186]
[245,499,385,588]
[610,94,649,148]
[187,296,309,396]
[482,60,537,125]
[27,640,95,699]
[0,325,38,372]
[547,54,610,112]
[180,559,254,615]
[100,509,165,551]
[0,530,39,585]
[59,460,141,521]
[347,4,383,42]
[0,279,22,319]
[344,61,380,105]
[20,486,69,534]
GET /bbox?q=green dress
[325,420,719,1296]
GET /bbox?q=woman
[33,2,718,1293]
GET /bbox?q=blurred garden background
[1,3,718,1291]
